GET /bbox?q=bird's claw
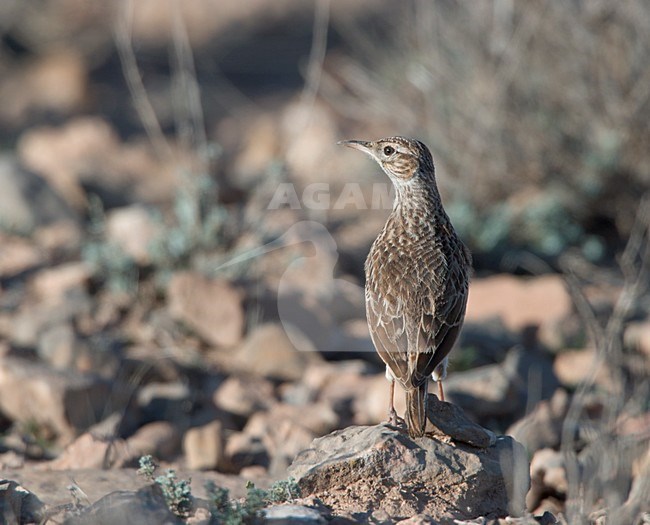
[385,408,406,430]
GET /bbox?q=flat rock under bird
[339,137,471,438]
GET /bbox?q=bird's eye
[383,145,395,156]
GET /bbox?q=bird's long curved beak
[337,140,373,153]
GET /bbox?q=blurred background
[0,0,648,521]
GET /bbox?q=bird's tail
[405,383,428,438]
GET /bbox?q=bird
[339,136,471,438]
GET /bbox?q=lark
[339,137,471,438]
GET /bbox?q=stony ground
[1,2,650,524]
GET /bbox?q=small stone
[30,262,90,302]
[0,356,112,443]
[0,479,46,524]
[228,323,321,382]
[45,432,128,470]
[137,381,192,424]
[425,395,496,448]
[553,348,611,388]
[33,220,82,253]
[224,432,269,473]
[37,323,82,370]
[396,515,439,524]
[183,420,224,471]
[1,50,86,123]
[0,233,43,278]
[0,451,24,470]
[625,321,650,357]
[507,389,569,453]
[264,504,326,524]
[106,205,159,265]
[212,375,275,419]
[125,421,183,462]
[0,155,78,233]
[167,271,244,347]
[528,448,568,511]
[536,511,560,524]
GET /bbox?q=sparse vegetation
[205,478,302,524]
[137,455,193,518]
[82,194,139,293]
[139,456,300,522]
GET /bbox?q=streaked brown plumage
[339,136,471,438]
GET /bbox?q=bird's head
[338,136,435,183]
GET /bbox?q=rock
[224,432,269,473]
[625,320,650,357]
[553,348,614,389]
[289,424,529,522]
[37,323,84,370]
[466,275,572,348]
[396,515,439,524]
[425,395,496,448]
[507,389,569,453]
[137,381,192,425]
[0,479,47,525]
[33,220,82,254]
[212,374,275,419]
[167,271,244,348]
[0,155,78,233]
[0,451,24,470]
[0,233,43,278]
[63,483,184,525]
[124,421,182,462]
[228,323,321,382]
[183,420,224,471]
[527,448,567,512]
[46,432,125,470]
[445,346,559,424]
[264,504,327,524]
[30,262,90,302]
[0,356,112,443]
[0,50,87,126]
[106,205,159,265]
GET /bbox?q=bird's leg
[388,380,397,422]
[437,380,445,402]
[386,380,406,428]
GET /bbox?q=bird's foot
[385,408,406,430]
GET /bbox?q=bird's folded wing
[365,290,409,382]
[412,257,470,382]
